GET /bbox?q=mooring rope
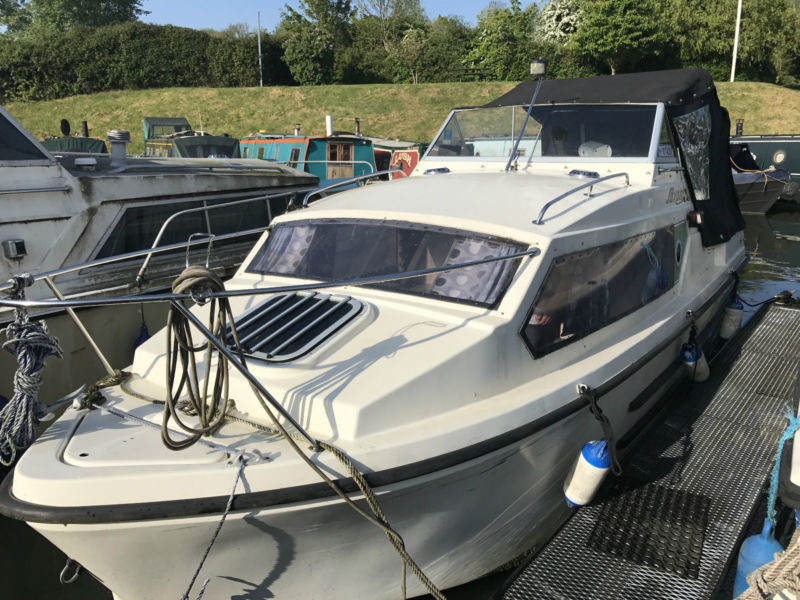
[162,266,240,451]
[181,454,246,600]
[0,305,62,465]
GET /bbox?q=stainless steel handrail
[0,226,272,294]
[0,247,541,309]
[134,189,305,285]
[302,167,407,207]
[533,172,630,225]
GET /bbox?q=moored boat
[730,141,791,213]
[0,67,746,600]
[0,105,319,400]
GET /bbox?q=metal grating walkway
[502,302,800,600]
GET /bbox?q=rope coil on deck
[162,266,240,450]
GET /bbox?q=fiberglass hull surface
[4,276,734,600]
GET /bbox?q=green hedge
[0,22,293,102]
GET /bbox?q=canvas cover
[484,68,744,247]
[41,136,107,154]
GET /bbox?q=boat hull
[9,276,733,600]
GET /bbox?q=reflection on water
[740,211,800,320]
[3,213,800,599]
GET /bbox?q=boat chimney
[354,117,361,137]
[81,121,89,137]
[107,129,131,167]
[735,118,744,137]
[325,115,333,137]
[294,123,301,136]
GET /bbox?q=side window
[523,227,676,357]
[289,147,301,169]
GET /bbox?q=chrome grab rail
[533,172,630,225]
[302,167,407,208]
[134,190,306,285]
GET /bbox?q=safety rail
[134,189,308,285]
[533,172,630,225]
[302,167,407,208]
[0,247,540,310]
[284,159,375,174]
[0,227,272,297]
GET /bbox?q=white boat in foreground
[0,68,746,599]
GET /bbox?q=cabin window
[289,147,301,169]
[257,147,265,159]
[0,113,49,161]
[242,146,249,158]
[522,226,676,357]
[94,197,277,259]
[246,219,527,308]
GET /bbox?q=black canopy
[483,68,716,108]
[485,68,743,248]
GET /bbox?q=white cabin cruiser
[0,106,318,399]
[0,69,746,599]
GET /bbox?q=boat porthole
[774,150,786,165]
[676,241,682,264]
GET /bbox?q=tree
[2,0,147,38]
[395,25,425,83]
[536,0,581,44]
[666,0,800,83]
[570,0,666,75]
[280,0,354,84]
[420,16,475,82]
[465,0,538,80]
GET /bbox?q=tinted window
[523,227,676,357]
[0,112,49,161]
[246,219,527,307]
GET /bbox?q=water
[1,211,799,600]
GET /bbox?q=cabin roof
[484,68,716,108]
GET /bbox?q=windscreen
[246,219,527,307]
[426,104,657,161]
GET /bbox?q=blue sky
[141,1,502,32]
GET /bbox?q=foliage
[570,0,667,75]
[2,0,146,38]
[0,22,288,102]
[665,0,800,83]
[536,0,581,44]
[465,0,539,81]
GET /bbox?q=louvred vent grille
[226,292,362,362]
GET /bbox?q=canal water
[0,210,798,600]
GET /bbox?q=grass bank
[4,80,798,155]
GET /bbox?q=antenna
[505,59,547,172]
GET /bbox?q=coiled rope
[162,266,240,450]
[0,288,63,466]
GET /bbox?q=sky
[140,1,500,32]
